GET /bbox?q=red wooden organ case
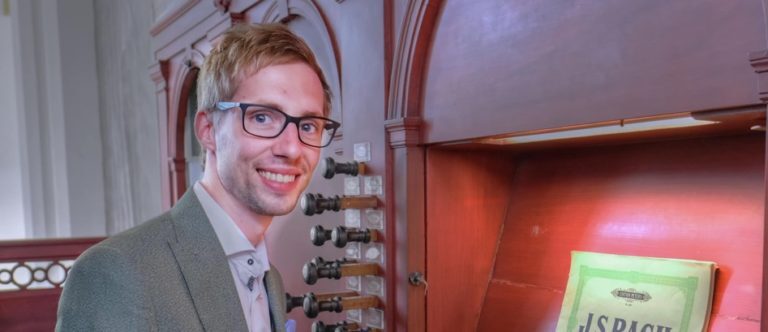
[148,1,768,331]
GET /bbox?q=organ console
[299,156,385,330]
[285,291,359,313]
[301,193,379,216]
[322,157,366,179]
[303,292,381,318]
[302,258,381,285]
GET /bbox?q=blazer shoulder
[98,211,174,253]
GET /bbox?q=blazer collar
[167,190,249,332]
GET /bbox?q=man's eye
[300,122,319,134]
[249,111,273,124]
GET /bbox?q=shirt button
[247,258,254,265]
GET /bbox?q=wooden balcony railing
[0,237,103,332]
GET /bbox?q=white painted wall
[0,8,26,240]
[11,0,106,238]
[93,0,162,233]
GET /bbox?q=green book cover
[555,251,716,332]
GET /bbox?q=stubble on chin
[232,172,304,217]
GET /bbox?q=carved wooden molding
[387,0,442,120]
[149,61,170,88]
[0,260,71,291]
[385,117,422,149]
[149,61,172,208]
[0,237,102,292]
[260,0,344,138]
[151,0,202,37]
[262,0,290,23]
[750,50,768,103]
[259,0,341,91]
[213,0,232,12]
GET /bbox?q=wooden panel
[425,150,517,332]
[477,134,764,331]
[0,289,61,332]
[0,237,103,261]
[0,238,102,332]
[422,0,765,143]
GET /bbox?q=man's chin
[248,197,299,216]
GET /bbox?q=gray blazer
[56,190,287,332]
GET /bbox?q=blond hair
[197,23,331,116]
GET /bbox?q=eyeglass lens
[242,105,333,147]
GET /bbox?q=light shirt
[194,182,272,332]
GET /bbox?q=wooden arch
[259,0,343,128]
[381,1,443,330]
[167,48,206,204]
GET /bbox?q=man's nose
[271,123,303,159]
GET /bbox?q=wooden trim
[151,0,202,37]
[750,50,768,104]
[749,51,768,330]
[149,61,172,209]
[0,237,103,261]
[260,0,344,127]
[764,125,768,332]
[385,117,425,331]
[385,117,422,148]
[386,0,442,120]
[168,66,200,203]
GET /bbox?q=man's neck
[199,178,272,246]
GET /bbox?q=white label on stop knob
[344,177,360,195]
[365,276,384,296]
[363,176,382,195]
[364,243,383,264]
[346,242,361,259]
[367,308,385,329]
[347,309,361,322]
[345,209,361,228]
[365,209,384,229]
[353,142,371,162]
[346,276,361,291]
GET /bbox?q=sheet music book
[555,251,716,332]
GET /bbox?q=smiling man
[56,24,338,332]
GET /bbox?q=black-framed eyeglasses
[215,102,340,148]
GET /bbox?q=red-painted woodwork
[422,0,765,144]
[0,238,102,332]
[149,1,768,331]
[468,134,763,331]
[425,150,518,332]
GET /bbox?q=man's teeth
[259,170,296,183]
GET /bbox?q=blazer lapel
[167,190,248,332]
[264,266,287,332]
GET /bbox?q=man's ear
[194,110,216,152]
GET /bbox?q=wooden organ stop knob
[301,193,378,216]
[302,259,380,285]
[303,292,381,318]
[285,291,360,313]
[322,157,366,179]
[310,225,333,246]
[331,226,380,248]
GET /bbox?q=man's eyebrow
[251,102,323,117]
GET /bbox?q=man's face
[213,62,325,216]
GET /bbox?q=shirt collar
[193,182,271,272]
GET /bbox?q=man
[56,23,339,332]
